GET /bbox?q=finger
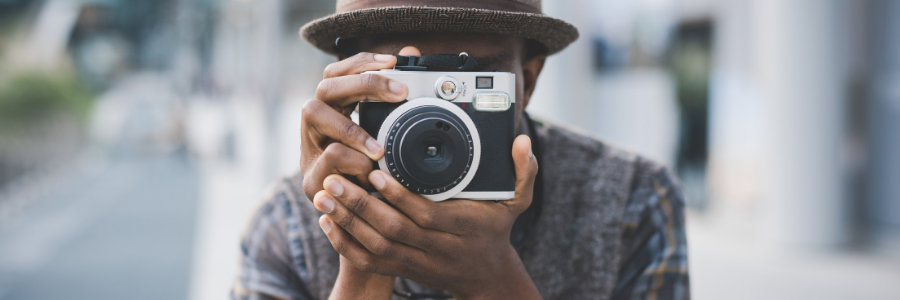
[324,52,397,78]
[319,215,406,276]
[368,170,478,233]
[323,175,456,251]
[314,190,429,266]
[316,73,408,107]
[302,99,383,160]
[506,135,539,214]
[301,143,374,199]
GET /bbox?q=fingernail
[529,147,534,158]
[316,195,335,213]
[370,172,386,190]
[389,81,406,95]
[366,138,382,155]
[374,54,393,62]
[319,215,332,233]
[326,180,344,197]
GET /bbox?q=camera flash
[473,92,511,111]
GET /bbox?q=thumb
[507,134,538,213]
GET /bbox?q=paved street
[688,211,900,300]
[0,154,199,300]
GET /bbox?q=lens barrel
[383,106,475,195]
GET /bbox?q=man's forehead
[356,32,521,55]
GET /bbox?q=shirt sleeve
[612,162,691,300]
[232,192,315,300]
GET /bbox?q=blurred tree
[0,72,93,188]
[0,72,93,132]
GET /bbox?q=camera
[359,69,516,202]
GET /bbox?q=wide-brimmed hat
[300,0,579,55]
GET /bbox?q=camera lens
[441,81,456,95]
[434,76,461,100]
[383,105,475,194]
[426,146,438,158]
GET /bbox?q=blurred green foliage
[0,73,94,132]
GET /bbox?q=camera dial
[377,98,481,201]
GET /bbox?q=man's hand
[314,135,542,300]
[299,52,408,300]
[299,52,408,200]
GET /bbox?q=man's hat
[300,0,579,55]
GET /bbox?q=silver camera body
[358,69,517,201]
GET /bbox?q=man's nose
[398,46,421,56]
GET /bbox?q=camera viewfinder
[476,77,493,89]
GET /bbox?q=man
[233,1,690,299]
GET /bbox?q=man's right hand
[300,53,408,299]
[299,52,407,201]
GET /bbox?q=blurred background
[0,0,898,299]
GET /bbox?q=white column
[867,1,900,237]
[754,0,848,247]
[707,0,766,221]
[528,0,594,130]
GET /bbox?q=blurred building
[533,0,900,252]
[1,0,899,299]
[535,1,900,298]
[707,0,900,250]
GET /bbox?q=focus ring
[375,98,482,202]
[383,107,474,194]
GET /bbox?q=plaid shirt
[232,127,689,300]
[613,165,691,300]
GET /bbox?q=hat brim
[300,6,579,56]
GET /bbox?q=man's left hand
[313,135,541,300]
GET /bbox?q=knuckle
[418,235,438,251]
[399,252,419,268]
[385,187,406,205]
[360,73,382,91]
[357,154,375,171]
[353,52,375,63]
[343,122,365,143]
[315,79,332,100]
[322,143,345,159]
[471,213,488,226]
[299,155,313,175]
[520,195,534,208]
[447,248,465,262]
[418,209,437,228]
[301,100,322,119]
[385,220,409,241]
[336,211,356,229]
[301,181,318,201]
[358,258,379,274]
[454,216,477,235]
[331,236,348,254]
[323,62,339,78]
[349,53,375,74]
[371,238,395,258]
[348,194,369,215]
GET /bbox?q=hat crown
[301,0,578,56]
[336,0,542,14]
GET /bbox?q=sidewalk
[688,211,900,300]
[0,155,199,300]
